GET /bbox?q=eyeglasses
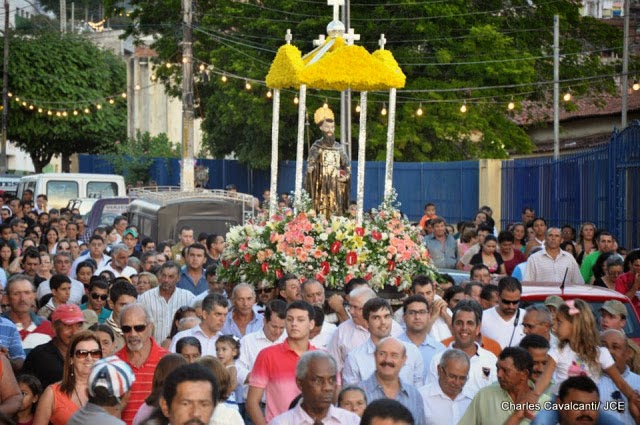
[255,288,273,295]
[440,366,468,383]
[501,298,520,305]
[405,309,428,317]
[121,324,148,334]
[91,293,108,301]
[75,349,102,359]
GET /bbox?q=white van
[16,173,126,209]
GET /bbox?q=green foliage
[1,30,127,172]
[121,0,626,166]
[108,131,180,185]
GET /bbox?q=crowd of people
[0,190,637,425]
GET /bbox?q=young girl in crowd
[15,374,43,425]
[534,299,640,405]
[216,335,241,410]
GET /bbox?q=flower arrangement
[217,190,437,292]
[265,44,304,89]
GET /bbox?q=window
[87,182,119,198]
[47,181,79,207]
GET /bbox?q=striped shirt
[138,286,195,342]
[0,317,25,360]
[117,339,168,425]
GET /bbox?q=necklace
[74,387,86,407]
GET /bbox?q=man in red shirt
[246,300,316,425]
[116,303,168,425]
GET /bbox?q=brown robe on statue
[305,139,351,218]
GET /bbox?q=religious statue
[305,106,351,218]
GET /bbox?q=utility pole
[621,0,630,128]
[180,0,195,191]
[553,15,560,160]
[1,0,9,174]
[60,0,66,33]
[340,0,351,159]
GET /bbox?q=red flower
[371,231,382,241]
[395,276,401,286]
[244,253,251,263]
[346,251,357,266]
[331,241,342,254]
[275,269,283,279]
[261,263,269,273]
[364,272,372,281]
[315,273,325,283]
[355,227,365,237]
[387,260,396,272]
[321,261,330,275]
[221,260,230,269]
[345,274,354,283]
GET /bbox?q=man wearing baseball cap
[600,300,640,374]
[122,228,141,259]
[22,303,85,388]
[68,356,136,425]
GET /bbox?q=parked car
[521,282,640,343]
[67,197,130,234]
[127,187,255,243]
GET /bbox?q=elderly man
[600,300,640,374]
[524,228,584,284]
[271,351,360,425]
[138,262,195,342]
[221,283,263,339]
[36,252,85,304]
[458,347,549,425]
[481,276,526,349]
[598,329,640,425]
[278,273,301,304]
[428,300,497,397]
[360,337,426,425]
[301,278,348,324]
[419,348,474,425]
[170,293,229,356]
[71,235,110,278]
[171,226,194,266]
[343,298,424,387]
[23,304,85,389]
[96,244,137,279]
[522,305,557,346]
[247,300,316,425]
[1,275,54,355]
[116,303,169,424]
[159,363,219,425]
[177,243,208,295]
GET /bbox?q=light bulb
[38,108,43,113]
[199,64,205,71]
[166,63,172,69]
[182,57,188,64]
[96,104,102,110]
[294,96,299,105]
[460,103,467,113]
[563,92,572,102]
[21,101,26,106]
[121,93,127,98]
[508,101,515,110]
[15,97,19,102]
[84,108,90,114]
[245,81,252,90]
[47,110,52,116]
[416,105,423,116]
[73,110,78,116]
[135,84,141,91]
[355,104,361,113]
[221,75,227,83]
[381,103,387,116]
[109,99,115,104]
[633,82,639,91]
[266,91,272,98]
[28,105,34,110]
[151,75,157,81]
[62,111,68,117]
[7,92,11,97]
[323,102,328,109]
[55,111,61,117]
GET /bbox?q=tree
[2,30,126,172]
[116,0,626,168]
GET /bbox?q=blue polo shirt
[177,266,208,295]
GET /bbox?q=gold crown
[314,106,335,125]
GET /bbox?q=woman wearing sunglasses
[32,331,103,425]
[80,278,112,324]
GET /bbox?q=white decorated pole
[356,91,367,225]
[294,84,307,206]
[384,89,397,197]
[269,89,280,217]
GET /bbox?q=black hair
[109,279,138,304]
[202,293,229,313]
[311,305,325,328]
[558,376,599,401]
[477,223,493,233]
[338,385,367,406]
[17,374,43,413]
[286,300,315,321]
[480,284,499,301]
[402,295,428,313]
[363,298,392,321]
[88,278,109,293]
[411,275,434,291]
[451,299,483,324]
[205,264,217,277]
[519,334,550,350]
[277,274,298,291]
[77,260,96,274]
[176,336,202,355]
[361,399,414,425]
[216,335,241,360]
[464,282,483,297]
[187,242,206,256]
[443,286,464,304]
[624,249,640,273]
[50,273,71,291]
[498,276,522,294]
[162,364,219,408]
[264,299,287,321]
[498,230,515,244]
[89,323,115,342]
[499,347,533,376]
[344,277,367,295]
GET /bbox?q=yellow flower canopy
[265,44,305,89]
[372,49,406,89]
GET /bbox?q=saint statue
[305,106,351,218]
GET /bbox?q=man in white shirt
[419,348,474,425]
[138,262,195,342]
[480,276,526,349]
[71,235,110,278]
[95,244,137,279]
[343,298,424,387]
[523,227,584,284]
[169,293,228,355]
[36,252,84,305]
[428,300,497,397]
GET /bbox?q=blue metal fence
[501,121,640,249]
[78,155,479,223]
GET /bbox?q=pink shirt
[249,339,315,422]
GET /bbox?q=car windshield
[521,299,640,339]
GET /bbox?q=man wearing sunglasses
[80,279,111,324]
[116,303,168,425]
[481,277,526,349]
